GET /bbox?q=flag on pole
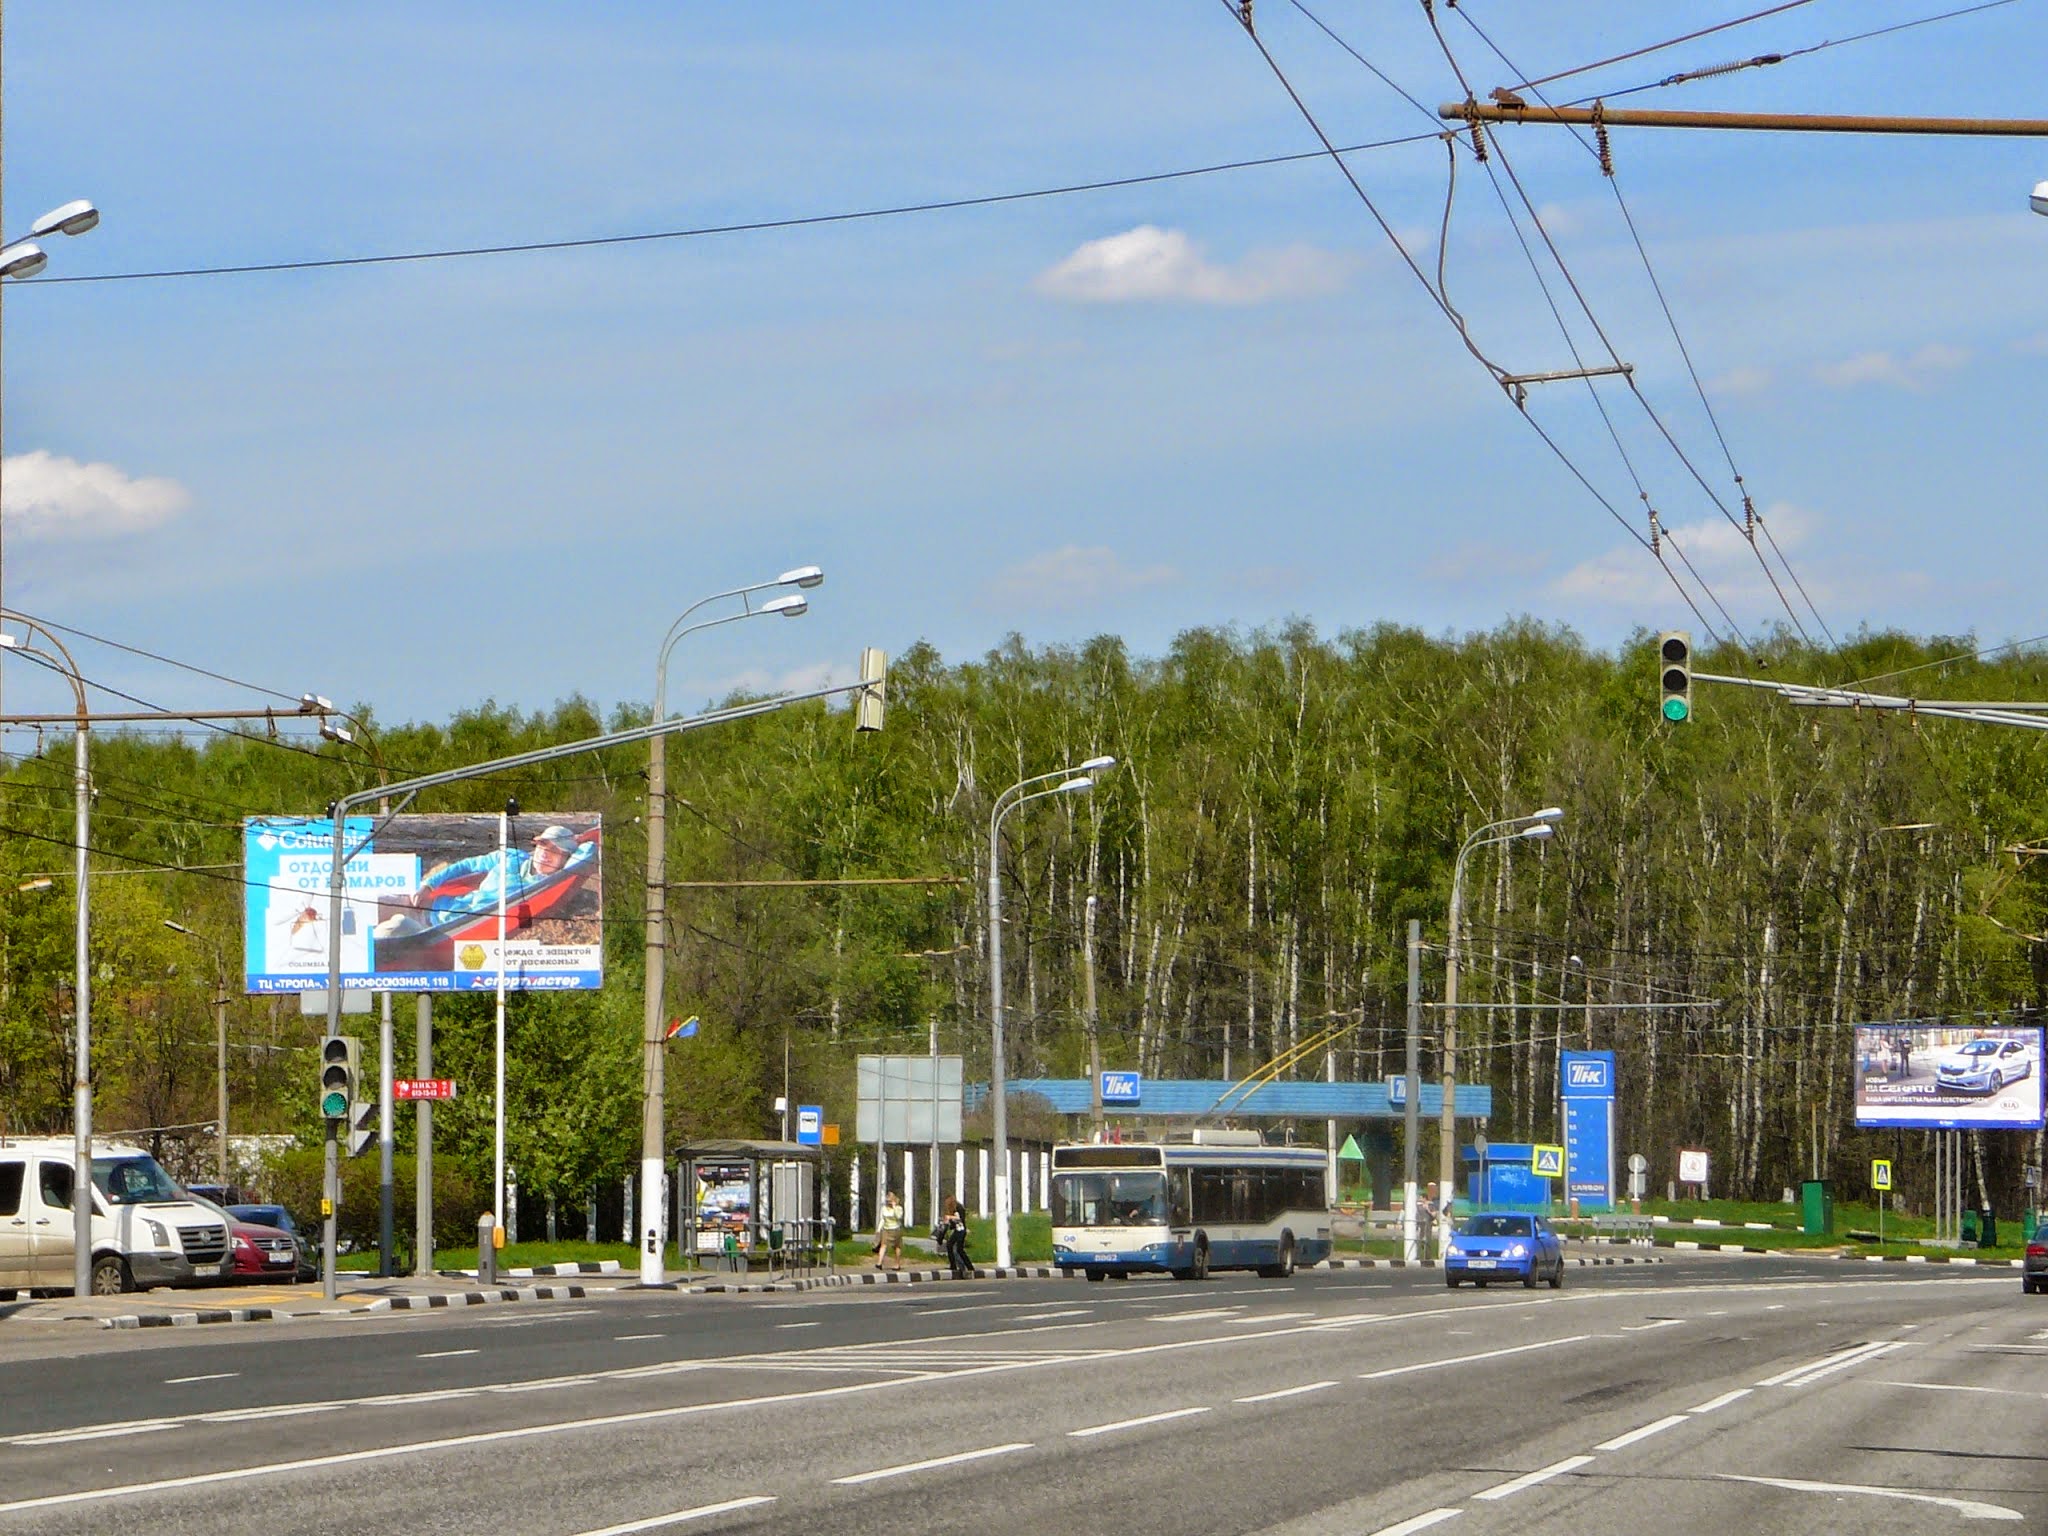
[665,1015,699,1041]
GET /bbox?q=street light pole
[640,568,819,1287]
[1440,807,1561,1250]
[988,755,1114,1271]
[164,922,228,1191]
[0,615,92,1297]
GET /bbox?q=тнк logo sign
[1567,1061,1610,1090]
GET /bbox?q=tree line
[1,620,2042,1222]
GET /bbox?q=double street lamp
[988,755,1114,1270]
[1438,806,1562,1246]
[639,567,821,1287]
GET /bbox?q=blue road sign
[795,1105,824,1146]
[1101,1072,1142,1104]
[1388,1075,1409,1107]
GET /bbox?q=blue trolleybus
[1049,1132,1333,1281]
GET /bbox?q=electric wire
[1217,1,1731,644]
[27,134,1446,289]
[1502,0,1821,94]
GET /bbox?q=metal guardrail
[1583,1212,1654,1245]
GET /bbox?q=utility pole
[1404,920,1421,1264]
[1443,102,2048,138]
[1084,893,1102,1135]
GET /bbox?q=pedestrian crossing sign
[1871,1158,1892,1191]
[1532,1144,1565,1177]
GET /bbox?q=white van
[0,1137,234,1295]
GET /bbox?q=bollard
[478,1212,497,1284]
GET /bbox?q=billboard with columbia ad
[1853,1022,2043,1130]
[242,813,603,994]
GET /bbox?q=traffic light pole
[318,661,887,1294]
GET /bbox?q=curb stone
[367,1285,587,1311]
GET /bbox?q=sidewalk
[0,1271,595,1331]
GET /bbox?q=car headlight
[1506,1243,1527,1258]
[145,1219,169,1246]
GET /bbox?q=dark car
[2025,1227,2047,1295]
[1445,1211,1565,1290]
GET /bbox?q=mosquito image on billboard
[1049,1131,1331,1282]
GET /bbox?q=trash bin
[1960,1208,1980,1247]
[1979,1207,1997,1248]
[1799,1179,1834,1236]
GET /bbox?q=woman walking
[936,1195,971,1279]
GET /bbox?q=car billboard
[243,813,603,994]
[1853,1023,2044,1130]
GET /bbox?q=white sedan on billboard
[1935,1037,2034,1096]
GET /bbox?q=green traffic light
[321,1090,348,1118]
[1663,697,1690,723]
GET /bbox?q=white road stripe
[1718,1474,2021,1522]
[1150,1308,1242,1322]
[203,1404,341,1424]
[1620,1319,1683,1332]
[1688,1389,1750,1414]
[8,1423,173,1447]
[1595,1414,1689,1451]
[1880,1380,2046,1401]
[164,1373,238,1385]
[1359,1335,1592,1381]
[1758,1340,1904,1388]
[1368,1510,1461,1536]
[565,1496,776,1535]
[1236,1381,1337,1403]
[1475,1455,1595,1501]
[614,1335,663,1342]
[1070,1406,1210,1437]
[831,1443,1031,1485]
[1014,1310,1092,1321]
[777,1321,821,1329]
[418,1349,479,1360]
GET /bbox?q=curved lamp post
[1439,806,1562,1248]
[639,568,819,1287]
[988,754,1115,1270]
[0,613,92,1297]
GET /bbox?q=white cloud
[1550,502,1831,611]
[2,450,191,540]
[1708,365,1773,397]
[1814,343,1969,392]
[992,545,1178,608]
[1033,225,1349,306]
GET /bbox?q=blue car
[1445,1212,1565,1289]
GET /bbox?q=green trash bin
[1799,1179,1834,1236]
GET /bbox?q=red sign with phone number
[394,1078,456,1101]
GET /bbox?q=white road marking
[614,1334,663,1342]
[1719,1474,2021,1522]
[1150,1308,1242,1322]
[776,1321,821,1329]
[1595,1414,1689,1451]
[1236,1381,1337,1403]
[1621,1319,1683,1332]
[1756,1339,1905,1388]
[203,1404,342,1423]
[831,1443,1031,1484]
[1070,1406,1210,1437]
[7,1422,173,1446]
[1368,1510,1461,1536]
[164,1373,238,1385]
[417,1349,479,1359]
[1359,1335,1592,1380]
[1688,1389,1750,1414]
[565,1496,776,1534]
[1244,1311,1316,1324]
[1475,1455,1595,1501]
[1013,1309,1092,1321]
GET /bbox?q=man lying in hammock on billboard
[372,823,598,968]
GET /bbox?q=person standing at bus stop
[875,1190,904,1271]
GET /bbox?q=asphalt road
[1,1254,2041,1535]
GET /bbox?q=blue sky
[4,2,2044,737]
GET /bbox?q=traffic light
[855,647,887,732]
[320,1035,359,1120]
[1658,631,1692,723]
[347,1099,377,1159]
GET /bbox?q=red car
[228,1219,311,1283]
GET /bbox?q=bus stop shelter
[674,1138,829,1274]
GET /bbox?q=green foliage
[3,623,2044,1217]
